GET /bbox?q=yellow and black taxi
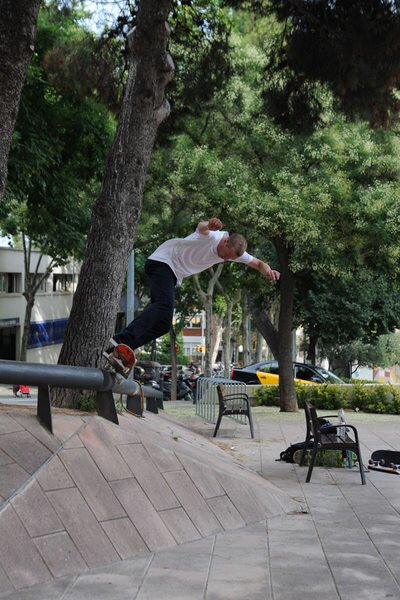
[231,361,344,385]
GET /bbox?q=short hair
[227,233,248,257]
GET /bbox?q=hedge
[253,383,400,414]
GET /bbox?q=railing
[195,377,248,425]
[0,359,162,433]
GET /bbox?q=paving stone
[0,414,24,435]
[46,488,120,569]
[325,551,400,599]
[159,508,202,544]
[0,431,51,474]
[11,480,63,537]
[267,515,339,600]
[64,555,152,600]
[34,532,87,578]
[216,472,268,523]
[0,449,13,467]
[206,525,272,600]
[12,414,61,453]
[52,415,85,443]
[110,478,176,552]
[101,518,148,559]
[0,505,51,590]
[176,453,225,498]
[118,444,180,511]
[59,448,126,521]
[79,420,133,481]
[36,455,75,491]
[62,433,84,449]
[206,495,246,530]
[136,539,213,600]
[163,470,223,536]
[0,575,74,600]
[0,463,30,500]
[142,440,182,472]
[0,562,12,596]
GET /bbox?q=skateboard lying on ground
[368,450,400,475]
[103,343,135,382]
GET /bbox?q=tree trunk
[241,292,252,365]
[19,235,54,361]
[211,313,223,368]
[306,334,318,364]
[0,0,42,202]
[275,237,297,412]
[192,264,224,377]
[255,330,264,362]
[169,327,177,401]
[215,283,240,377]
[248,296,279,359]
[222,299,235,377]
[54,0,173,408]
[20,298,34,362]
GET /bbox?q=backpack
[278,441,314,463]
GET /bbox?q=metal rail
[195,377,248,425]
[0,359,162,433]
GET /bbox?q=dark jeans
[114,259,177,350]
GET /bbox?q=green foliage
[254,383,400,414]
[78,395,97,412]
[2,2,115,262]
[267,0,400,127]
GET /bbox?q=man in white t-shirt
[105,218,280,372]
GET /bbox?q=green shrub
[78,395,97,412]
[253,385,280,406]
[253,383,400,414]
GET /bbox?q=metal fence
[195,377,248,425]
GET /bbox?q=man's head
[217,233,248,260]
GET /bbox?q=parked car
[231,361,344,385]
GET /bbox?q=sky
[82,0,125,32]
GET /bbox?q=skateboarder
[104,218,280,376]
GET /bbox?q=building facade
[0,247,79,363]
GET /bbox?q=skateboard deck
[103,343,135,382]
[368,449,400,475]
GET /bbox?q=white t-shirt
[148,230,254,285]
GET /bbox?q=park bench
[300,400,366,485]
[213,383,254,438]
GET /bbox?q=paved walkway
[1,399,400,599]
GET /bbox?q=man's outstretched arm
[248,257,280,282]
[196,217,222,235]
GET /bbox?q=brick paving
[0,397,399,599]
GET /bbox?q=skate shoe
[103,343,135,379]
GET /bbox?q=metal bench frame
[213,384,254,438]
[301,400,366,484]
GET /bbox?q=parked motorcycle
[160,372,193,402]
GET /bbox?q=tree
[1,3,115,362]
[331,332,400,376]
[54,0,174,408]
[266,0,400,127]
[0,0,42,202]
[225,1,400,129]
[193,264,225,376]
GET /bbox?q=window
[30,274,47,292]
[0,273,21,293]
[53,274,74,292]
[184,314,202,328]
[295,366,317,382]
[260,362,280,375]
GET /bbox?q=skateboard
[368,450,400,475]
[103,343,135,382]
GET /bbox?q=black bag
[278,441,313,463]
